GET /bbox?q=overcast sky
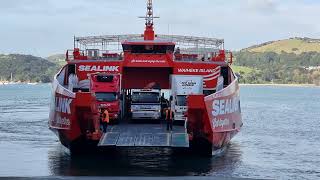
[1,0,319,57]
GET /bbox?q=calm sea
[0,84,319,179]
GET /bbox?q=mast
[139,0,159,40]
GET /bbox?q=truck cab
[90,73,122,123]
[171,75,203,121]
[130,89,161,120]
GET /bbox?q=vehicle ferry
[49,0,242,155]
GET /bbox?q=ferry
[49,0,242,155]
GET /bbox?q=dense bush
[1,52,319,85]
[234,51,320,84]
[0,54,61,83]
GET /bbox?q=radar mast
[139,0,159,40]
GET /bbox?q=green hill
[231,65,255,74]
[0,54,60,83]
[47,54,65,62]
[234,37,320,85]
[1,37,319,85]
[47,54,66,66]
[244,37,320,54]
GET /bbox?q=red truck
[90,73,122,123]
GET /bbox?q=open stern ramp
[98,124,189,148]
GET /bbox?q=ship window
[96,75,114,82]
[221,67,229,86]
[68,64,76,75]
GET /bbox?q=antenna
[139,0,159,27]
[138,0,159,40]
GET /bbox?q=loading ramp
[98,123,189,148]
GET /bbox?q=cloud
[246,0,277,13]
[0,0,53,15]
[0,0,319,56]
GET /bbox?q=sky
[1,0,320,57]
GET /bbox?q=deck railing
[66,49,123,61]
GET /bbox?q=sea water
[0,84,319,179]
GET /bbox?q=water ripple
[0,84,319,179]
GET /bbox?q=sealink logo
[211,96,240,116]
[78,65,119,72]
[55,97,72,114]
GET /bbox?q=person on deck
[175,47,181,55]
[101,109,110,133]
[165,107,174,131]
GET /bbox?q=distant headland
[1,37,319,85]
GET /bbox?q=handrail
[75,34,224,48]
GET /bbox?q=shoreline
[240,83,318,87]
[1,82,318,87]
[0,81,39,85]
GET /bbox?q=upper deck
[60,0,233,91]
[66,34,231,64]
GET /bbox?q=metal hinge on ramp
[117,133,170,147]
[171,133,189,148]
[98,132,120,146]
[99,132,189,148]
